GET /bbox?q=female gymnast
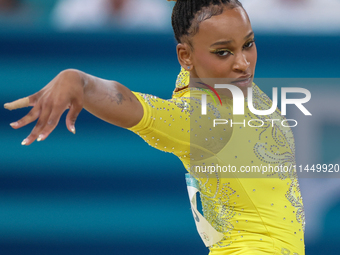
[5,0,305,254]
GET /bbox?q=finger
[4,97,30,110]
[66,101,83,134]
[22,106,52,146]
[35,109,64,142]
[10,105,41,129]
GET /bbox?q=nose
[232,53,250,73]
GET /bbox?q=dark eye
[215,50,231,57]
[244,39,256,49]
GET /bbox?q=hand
[4,69,84,146]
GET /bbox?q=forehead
[193,7,252,46]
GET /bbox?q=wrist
[59,68,84,86]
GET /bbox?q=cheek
[248,46,257,71]
[195,51,214,71]
[194,51,232,78]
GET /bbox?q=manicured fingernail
[21,139,27,145]
[37,135,43,142]
[71,126,76,134]
[10,122,18,127]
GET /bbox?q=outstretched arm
[4,69,143,146]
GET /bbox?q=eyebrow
[210,31,254,47]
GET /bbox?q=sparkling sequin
[132,81,305,251]
[249,85,305,232]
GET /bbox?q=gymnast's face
[184,7,257,95]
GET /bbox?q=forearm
[72,69,143,128]
[5,68,144,145]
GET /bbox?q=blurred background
[0,0,339,254]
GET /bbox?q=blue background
[1,29,340,255]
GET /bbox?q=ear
[176,43,193,70]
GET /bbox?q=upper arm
[127,92,233,165]
[128,93,191,143]
[127,93,191,160]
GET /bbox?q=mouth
[230,76,253,87]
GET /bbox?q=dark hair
[171,0,243,44]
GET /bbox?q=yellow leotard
[128,75,305,255]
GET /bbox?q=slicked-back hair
[171,0,243,44]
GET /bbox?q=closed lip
[231,75,252,84]
[232,74,252,82]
